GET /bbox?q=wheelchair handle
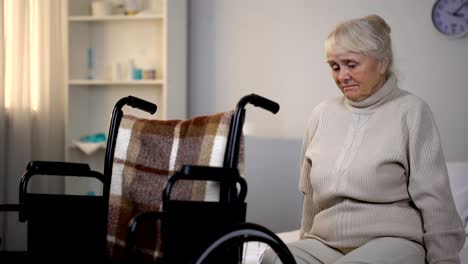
[224,93,280,169]
[126,96,157,114]
[222,94,280,202]
[104,96,157,189]
[240,93,280,114]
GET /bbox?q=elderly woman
[261,14,465,264]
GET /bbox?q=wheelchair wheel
[195,222,296,264]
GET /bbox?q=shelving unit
[64,0,187,195]
[69,14,163,21]
[68,79,164,85]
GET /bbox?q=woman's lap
[336,237,425,264]
[260,239,343,264]
[260,237,425,264]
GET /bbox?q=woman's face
[327,52,388,102]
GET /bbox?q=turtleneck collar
[345,73,398,110]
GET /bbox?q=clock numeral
[450,23,462,34]
[436,19,444,27]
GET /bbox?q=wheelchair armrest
[19,161,104,222]
[163,165,247,208]
[26,161,92,176]
[179,165,241,179]
[22,161,104,185]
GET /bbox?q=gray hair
[325,15,393,74]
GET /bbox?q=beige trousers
[260,237,426,264]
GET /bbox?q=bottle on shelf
[112,62,122,81]
[127,59,135,80]
[87,47,94,80]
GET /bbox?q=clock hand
[452,0,468,17]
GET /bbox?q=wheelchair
[0,94,296,264]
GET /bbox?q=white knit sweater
[299,74,465,263]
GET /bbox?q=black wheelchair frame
[0,94,296,264]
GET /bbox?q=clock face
[432,0,468,37]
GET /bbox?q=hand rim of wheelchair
[195,222,296,264]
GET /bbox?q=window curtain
[0,0,66,250]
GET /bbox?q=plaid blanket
[106,110,244,261]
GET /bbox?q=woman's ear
[378,57,389,75]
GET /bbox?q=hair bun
[364,14,391,34]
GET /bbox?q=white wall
[189,0,468,162]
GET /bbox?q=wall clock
[431,0,468,37]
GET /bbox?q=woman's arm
[406,101,465,263]
[299,107,321,239]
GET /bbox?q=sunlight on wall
[29,0,39,112]
[3,0,40,112]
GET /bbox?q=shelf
[64,0,187,191]
[70,141,107,156]
[69,79,164,86]
[69,14,163,22]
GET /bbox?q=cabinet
[64,0,187,195]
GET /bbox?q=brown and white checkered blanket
[106,110,244,261]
